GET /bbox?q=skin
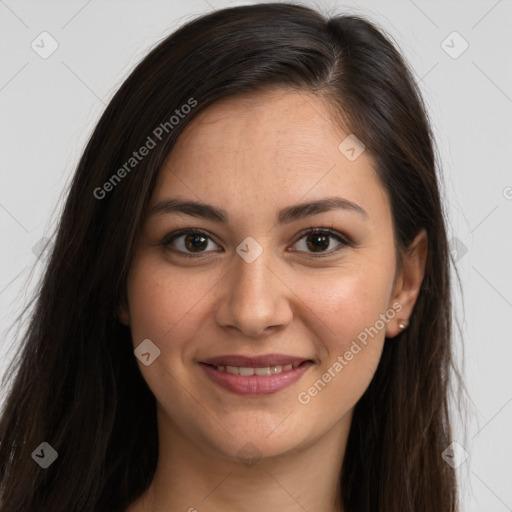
[122,89,427,512]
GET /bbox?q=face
[122,89,410,462]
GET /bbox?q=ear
[117,305,130,326]
[385,229,428,338]
[117,292,131,326]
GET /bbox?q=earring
[398,319,409,330]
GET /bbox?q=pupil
[186,234,207,251]
[307,233,328,252]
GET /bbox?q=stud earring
[398,319,409,330]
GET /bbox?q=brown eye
[305,232,330,252]
[163,227,349,259]
[292,228,348,256]
[183,233,209,252]
[163,229,219,256]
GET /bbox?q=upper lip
[200,353,311,367]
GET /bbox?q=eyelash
[162,227,350,259]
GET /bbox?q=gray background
[1,1,511,510]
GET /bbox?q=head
[0,3,458,511]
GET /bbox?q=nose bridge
[232,239,276,310]
[216,237,292,336]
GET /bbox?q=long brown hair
[0,3,463,510]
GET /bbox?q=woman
[0,3,462,511]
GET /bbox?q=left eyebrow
[149,196,368,224]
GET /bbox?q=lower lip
[199,362,313,396]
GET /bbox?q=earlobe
[117,304,130,326]
[385,229,428,339]
[386,314,410,339]
[117,287,131,326]
[397,318,409,330]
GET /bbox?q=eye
[291,227,349,257]
[162,229,220,258]
[162,227,350,259]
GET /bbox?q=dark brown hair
[0,3,463,511]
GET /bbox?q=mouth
[203,360,306,376]
[198,354,314,396]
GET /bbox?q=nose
[214,245,293,338]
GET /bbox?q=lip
[198,354,314,396]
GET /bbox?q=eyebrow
[149,196,368,224]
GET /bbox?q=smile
[211,362,302,375]
[198,354,314,396]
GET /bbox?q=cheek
[126,256,220,347]
[125,259,217,412]
[290,263,393,407]
[295,264,393,350]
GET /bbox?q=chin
[197,415,311,465]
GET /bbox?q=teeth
[214,363,303,375]
[226,365,239,375]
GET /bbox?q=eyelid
[162,227,350,258]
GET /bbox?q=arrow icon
[441,441,468,469]
[338,134,365,161]
[31,442,58,468]
[134,339,161,366]
[441,31,468,59]
[236,237,263,263]
[31,31,59,59]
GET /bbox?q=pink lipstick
[199,353,314,396]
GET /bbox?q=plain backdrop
[1,1,511,510]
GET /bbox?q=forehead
[169,90,345,166]
[153,90,388,220]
